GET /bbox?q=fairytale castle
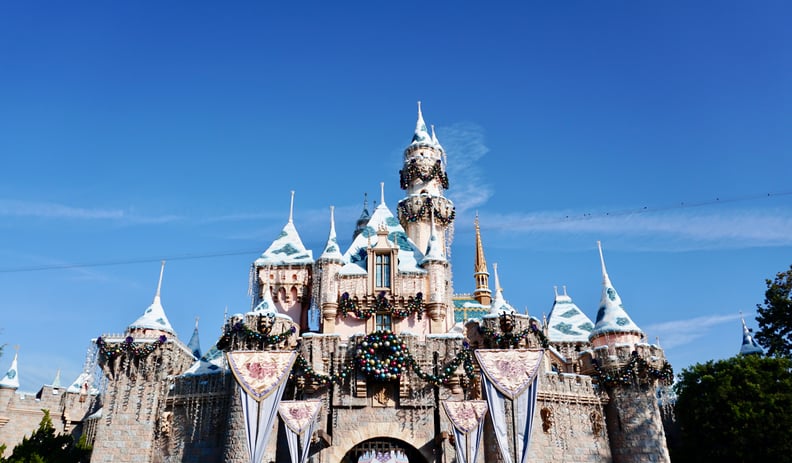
[0,105,674,463]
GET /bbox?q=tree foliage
[0,410,91,463]
[755,265,792,357]
[672,355,792,463]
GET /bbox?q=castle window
[375,313,392,332]
[375,254,391,288]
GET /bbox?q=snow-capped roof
[421,212,445,263]
[488,263,515,315]
[341,191,426,275]
[249,286,279,317]
[182,344,227,376]
[66,371,99,395]
[319,206,344,263]
[546,287,595,343]
[254,192,314,266]
[430,124,444,153]
[409,101,432,147]
[0,352,19,389]
[739,317,763,355]
[128,262,176,335]
[589,242,643,339]
[187,317,201,360]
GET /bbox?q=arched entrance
[340,437,427,463]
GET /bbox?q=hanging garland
[96,335,167,361]
[592,352,674,389]
[397,197,455,226]
[338,292,426,320]
[399,159,449,189]
[291,331,476,388]
[215,322,296,350]
[479,324,550,349]
[338,292,375,319]
[392,293,425,320]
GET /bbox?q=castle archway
[340,437,427,463]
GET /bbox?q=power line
[0,190,789,274]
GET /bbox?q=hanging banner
[475,349,544,463]
[227,351,297,463]
[442,400,488,463]
[278,400,322,463]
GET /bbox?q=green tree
[672,355,792,463]
[755,265,792,357]
[0,410,91,463]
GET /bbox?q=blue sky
[1,1,790,392]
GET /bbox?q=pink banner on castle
[227,351,296,463]
[474,349,543,400]
[475,349,544,463]
[279,400,322,463]
[227,351,296,401]
[442,400,488,463]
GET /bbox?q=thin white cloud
[441,122,493,213]
[482,206,792,249]
[644,312,743,349]
[0,199,125,219]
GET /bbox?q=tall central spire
[473,214,492,305]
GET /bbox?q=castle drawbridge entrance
[341,437,427,463]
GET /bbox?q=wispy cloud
[481,206,792,250]
[0,199,182,224]
[644,312,744,349]
[442,122,493,213]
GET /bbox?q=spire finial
[194,316,200,329]
[288,190,295,224]
[553,285,559,297]
[563,285,568,296]
[597,240,609,282]
[363,192,368,209]
[380,182,385,206]
[493,262,501,292]
[417,100,422,117]
[330,205,336,233]
[154,260,165,302]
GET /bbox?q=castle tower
[397,102,455,254]
[91,262,195,463]
[187,317,201,360]
[318,206,344,333]
[739,316,763,355]
[472,214,492,305]
[252,191,314,331]
[0,350,20,415]
[421,209,450,332]
[352,194,371,241]
[545,286,594,369]
[588,242,671,463]
[488,263,516,315]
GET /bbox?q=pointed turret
[739,316,763,355]
[254,192,314,267]
[431,124,444,153]
[589,242,643,345]
[319,206,344,262]
[352,194,371,241]
[410,101,432,146]
[421,208,445,263]
[473,214,492,305]
[51,369,62,389]
[546,286,595,344]
[187,317,201,359]
[251,284,278,317]
[489,263,515,315]
[0,351,19,389]
[128,261,176,335]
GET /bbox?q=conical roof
[352,194,371,241]
[0,352,19,389]
[250,285,278,316]
[255,192,313,266]
[589,242,643,339]
[546,287,595,343]
[66,371,98,394]
[319,206,344,262]
[739,317,763,355]
[182,343,227,376]
[488,263,515,315]
[409,101,432,146]
[431,124,444,152]
[421,210,445,263]
[51,369,61,388]
[128,262,176,334]
[341,184,425,275]
[187,317,201,359]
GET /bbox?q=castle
[0,104,674,463]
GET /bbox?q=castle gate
[340,437,427,463]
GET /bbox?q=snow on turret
[128,261,176,335]
[739,316,763,355]
[410,101,432,146]
[0,351,20,389]
[589,242,643,342]
[254,191,314,266]
[319,206,344,262]
[488,263,515,315]
[187,317,201,360]
[546,286,594,344]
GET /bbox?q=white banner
[442,400,488,463]
[279,400,322,463]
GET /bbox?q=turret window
[375,254,391,288]
[375,313,392,332]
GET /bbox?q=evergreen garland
[397,197,455,226]
[592,352,674,389]
[96,335,167,361]
[399,159,449,189]
[478,324,549,349]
